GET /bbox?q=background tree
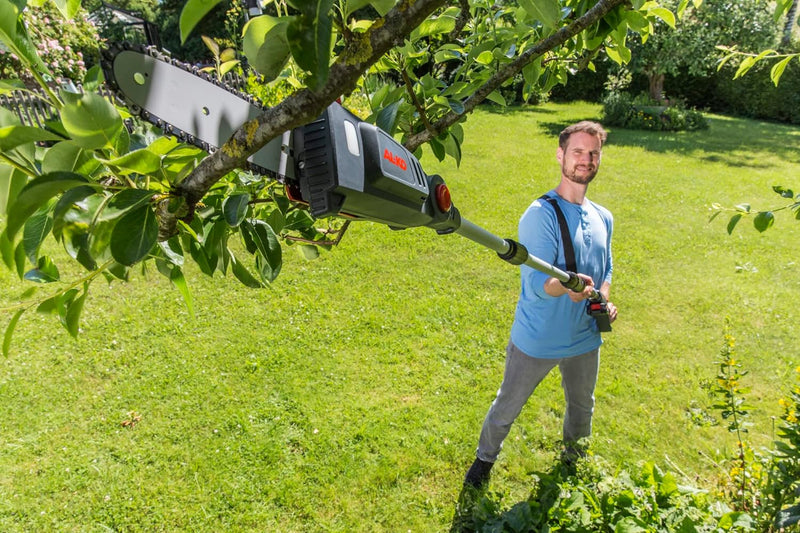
[0,0,680,347]
[628,0,777,102]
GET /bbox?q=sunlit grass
[0,102,798,530]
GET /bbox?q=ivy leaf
[179,0,224,44]
[110,206,158,266]
[753,211,774,232]
[286,0,334,89]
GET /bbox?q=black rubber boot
[463,458,494,488]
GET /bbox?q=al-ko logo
[383,148,407,171]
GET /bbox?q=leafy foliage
[602,91,708,131]
[0,0,100,84]
[0,0,678,349]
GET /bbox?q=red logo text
[383,148,407,170]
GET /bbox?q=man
[464,121,618,488]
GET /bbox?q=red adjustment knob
[435,184,452,212]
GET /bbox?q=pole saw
[15,45,610,331]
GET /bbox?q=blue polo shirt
[510,191,613,358]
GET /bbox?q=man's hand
[544,273,595,301]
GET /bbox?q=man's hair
[558,121,607,149]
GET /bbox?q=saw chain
[100,43,293,182]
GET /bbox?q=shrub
[602,91,708,132]
[0,2,101,84]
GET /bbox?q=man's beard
[564,164,598,184]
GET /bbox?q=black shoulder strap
[539,194,577,273]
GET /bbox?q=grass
[1,101,799,531]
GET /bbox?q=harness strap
[539,194,577,274]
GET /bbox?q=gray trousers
[476,341,600,463]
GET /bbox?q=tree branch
[169,0,450,236]
[403,0,627,152]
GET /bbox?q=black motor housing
[292,103,458,231]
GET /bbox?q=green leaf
[412,12,456,38]
[23,205,53,264]
[0,0,19,44]
[64,282,89,338]
[60,92,123,150]
[370,0,394,16]
[229,248,264,288]
[201,34,220,57]
[648,7,676,28]
[726,213,742,234]
[298,244,319,260]
[0,125,63,151]
[0,165,27,217]
[42,141,101,176]
[753,211,774,232]
[24,255,60,283]
[286,0,334,89]
[376,100,402,135]
[242,15,292,82]
[169,267,195,318]
[4,172,93,240]
[770,56,794,86]
[3,308,24,357]
[0,79,24,96]
[98,189,154,222]
[51,0,81,18]
[475,50,495,65]
[485,90,506,106]
[110,206,158,266]
[244,219,281,283]
[773,185,794,198]
[179,0,224,44]
[776,504,800,529]
[223,193,250,227]
[518,0,560,28]
[98,149,162,175]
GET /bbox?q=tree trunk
[648,73,665,103]
[781,0,799,50]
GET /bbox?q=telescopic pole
[452,216,612,332]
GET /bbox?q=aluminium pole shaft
[453,216,604,301]
[455,218,570,283]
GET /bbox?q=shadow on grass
[450,460,577,533]
[478,103,800,168]
[532,116,800,169]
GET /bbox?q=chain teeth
[101,43,281,183]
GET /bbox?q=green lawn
[1,101,798,531]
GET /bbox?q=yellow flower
[780,398,791,408]
[788,411,798,424]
